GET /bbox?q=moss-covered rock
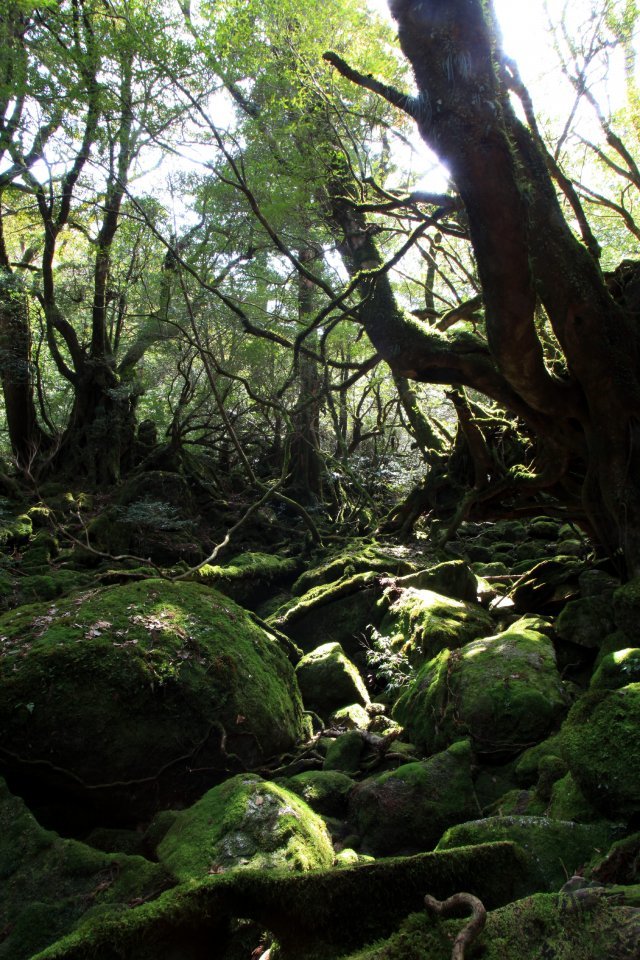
[343,886,640,960]
[296,642,369,717]
[324,730,366,775]
[377,586,494,666]
[590,648,640,690]
[291,541,417,596]
[28,841,531,960]
[393,618,568,758]
[589,832,640,884]
[271,572,383,656]
[0,580,306,822]
[436,815,619,891]
[393,560,479,603]
[330,702,370,729]
[514,734,564,786]
[555,594,615,648]
[0,777,170,960]
[547,773,603,823]
[561,683,640,820]
[349,740,477,856]
[512,557,582,611]
[157,774,334,879]
[193,552,301,609]
[283,770,354,817]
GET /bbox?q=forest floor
[0,474,639,959]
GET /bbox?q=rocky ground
[0,488,639,959]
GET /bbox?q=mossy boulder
[324,730,366,775]
[330,702,370,729]
[157,774,334,879]
[561,683,640,820]
[377,586,494,666]
[590,648,640,690]
[291,541,417,596]
[349,740,477,856]
[589,832,640,884]
[512,557,582,611]
[0,777,170,960]
[296,642,369,717]
[271,572,383,657]
[436,815,618,891]
[393,617,568,758]
[555,594,615,648]
[345,886,640,960]
[0,580,306,822]
[514,734,564,786]
[283,770,354,817]
[394,560,479,603]
[547,773,603,823]
[193,552,301,608]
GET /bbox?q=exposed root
[424,892,487,960]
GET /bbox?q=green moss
[284,771,354,817]
[296,642,369,717]
[394,560,479,602]
[393,618,568,757]
[291,541,417,596]
[330,703,370,729]
[0,512,32,548]
[612,577,640,637]
[157,774,334,879]
[0,580,306,821]
[31,842,530,960]
[324,731,365,775]
[193,552,301,606]
[377,586,494,666]
[349,740,478,856]
[345,887,640,960]
[486,788,547,817]
[0,777,170,960]
[436,815,619,891]
[547,773,602,823]
[561,683,640,820]
[514,734,564,786]
[591,648,640,690]
[555,595,615,649]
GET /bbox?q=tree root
[424,892,487,960]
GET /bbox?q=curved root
[424,892,487,960]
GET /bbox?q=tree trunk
[0,271,46,467]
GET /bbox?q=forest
[0,0,639,957]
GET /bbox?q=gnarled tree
[327,0,640,574]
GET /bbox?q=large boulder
[157,774,334,879]
[349,740,477,855]
[561,683,640,820]
[295,641,369,717]
[376,585,494,666]
[0,777,169,960]
[555,594,615,648]
[393,617,568,757]
[0,580,306,823]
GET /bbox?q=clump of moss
[283,770,354,817]
[296,641,369,717]
[157,774,334,879]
